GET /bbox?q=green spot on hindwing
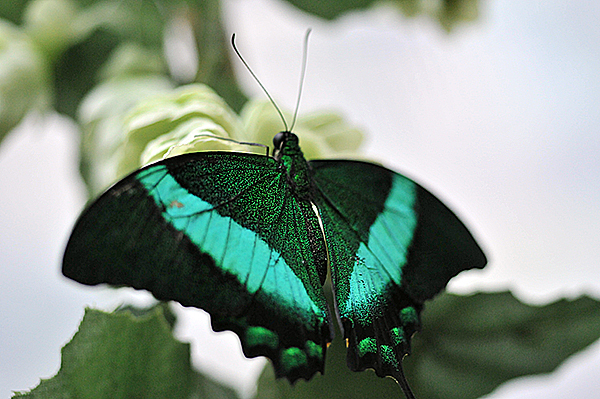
[357,337,377,357]
[281,347,308,373]
[305,340,323,359]
[400,306,418,324]
[380,345,399,369]
[245,326,279,349]
[390,327,405,346]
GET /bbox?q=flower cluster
[81,83,364,195]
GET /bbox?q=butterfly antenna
[290,28,311,132]
[392,366,417,399]
[231,34,289,132]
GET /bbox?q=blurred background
[1,0,599,398]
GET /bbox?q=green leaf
[282,0,375,20]
[51,0,174,119]
[53,0,247,117]
[403,291,600,399]
[256,292,600,399]
[185,0,248,112]
[0,20,51,144]
[13,304,239,399]
[77,74,174,196]
[436,0,479,32]
[191,372,240,399]
[71,0,167,48]
[115,301,177,329]
[98,43,166,80]
[23,0,80,61]
[53,28,121,118]
[0,0,29,24]
[281,0,479,31]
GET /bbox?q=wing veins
[238,175,287,311]
[314,174,383,208]
[165,171,277,220]
[244,174,286,300]
[316,189,398,287]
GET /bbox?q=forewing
[63,152,332,382]
[310,159,486,378]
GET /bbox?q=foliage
[0,0,478,145]
[12,304,239,399]
[14,294,600,398]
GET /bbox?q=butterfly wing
[63,152,332,382]
[310,160,486,379]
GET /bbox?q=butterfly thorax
[274,132,314,201]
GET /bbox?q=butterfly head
[273,131,301,159]
[273,131,292,151]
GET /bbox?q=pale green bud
[240,99,364,159]
[0,20,50,141]
[99,43,166,81]
[78,75,174,195]
[112,84,364,193]
[120,84,245,178]
[24,0,78,60]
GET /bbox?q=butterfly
[63,126,487,398]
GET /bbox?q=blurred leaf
[98,42,166,80]
[51,0,177,119]
[0,20,51,144]
[78,83,365,197]
[256,292,600,399]
[191,372,240,399]
[404,292,600,399]
[437,0,479,32]
[13,304,239,399]
[392,0,479,31]
[71,0,167,48]
[77,75,174,196]
[282,0,375,20]
[184,0,248,111]
[53,28,121,118]
[0,0,29,24]
[52,0,247,117]
[282,0,478,31]
[115,301,177,329]
[239,99,364,160]
[23,0,80,61]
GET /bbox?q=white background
[1,0,599,398]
